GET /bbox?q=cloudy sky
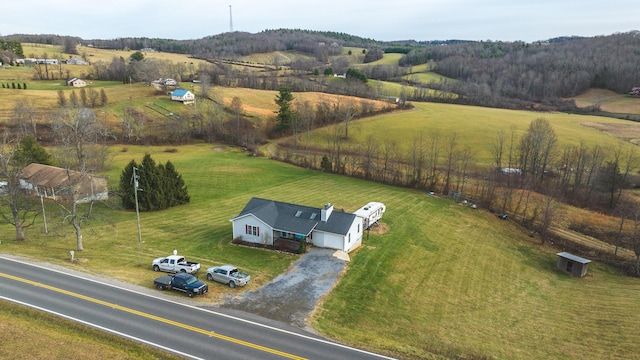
[3,0,637,42]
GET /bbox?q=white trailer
[354,202,386,230]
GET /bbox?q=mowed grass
[1,145,640,359]
[302,101,640,165]
[311,193,640,359]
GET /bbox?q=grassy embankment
[1,143,640,359]
[0,300,183,360]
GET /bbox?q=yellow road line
[0,272,306,360]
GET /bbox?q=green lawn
[2,144,640,359]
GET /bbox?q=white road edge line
[0,255,396,360]
[0,295,205,360]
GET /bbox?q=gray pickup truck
[206,265,250,288]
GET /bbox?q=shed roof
[171,89,191,97]
[556,252,591,264]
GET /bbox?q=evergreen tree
[119,155,190,211]
[13,135,52,167]
[165,161,190,205]
[119,160,137,209]
[274,86,294,130]
[138,154,160,211]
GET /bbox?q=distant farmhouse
[170,89,195,104]
[18,163,108,203]
[66,78,87,87]
[65,56,89,65]
[230,198,386,253]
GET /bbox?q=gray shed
[556,252,591,277]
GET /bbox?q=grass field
[2,144,640,359]
[573,88,640,114]
[0,300,183,360]
[300,101,640,166]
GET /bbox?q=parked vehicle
[153,272,208,298]
[152,255,200,274]
[206,265,250,288]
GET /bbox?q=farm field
[1,144,640,359]
[573,88,640,114]
[299,101,640,165]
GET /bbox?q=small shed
[556,252,591,277]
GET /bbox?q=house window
[245,225,259,236]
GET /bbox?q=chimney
[321,203,333,222]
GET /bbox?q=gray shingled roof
[233,197,355,236]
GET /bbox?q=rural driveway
[221,247,349,331]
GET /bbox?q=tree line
[400,32,640,106]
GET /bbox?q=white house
[230,198,364,253]
[170,89,195,104]
[66,78,87,87]
[66,56,89,65]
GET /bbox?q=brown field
[573,88,640,114]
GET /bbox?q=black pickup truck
[154,272,208,298]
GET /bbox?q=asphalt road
[0,256,394,360]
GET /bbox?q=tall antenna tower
[229,5,233,32]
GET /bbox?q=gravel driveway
[221,248,348,330]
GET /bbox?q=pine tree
[119,155,190,211]
[119,160,137,209]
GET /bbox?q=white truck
[152,255,200,274]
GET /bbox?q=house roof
[18,163,108,198]
[233,197,356,236]
[557,252,591,264]
[171,89,191,97]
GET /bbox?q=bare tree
[537,194,561,245]
[11,99,38,138]
[0,132,40,241]
[230,96,243,144]
[443,133,458,195]
[50,107,110,251]
[519,118,557,186]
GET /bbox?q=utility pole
[133,167,142,263]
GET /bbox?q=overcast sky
[3,0,637,42]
